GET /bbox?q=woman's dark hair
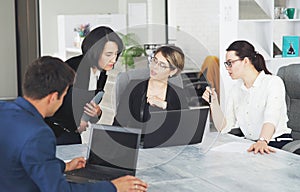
[23,56,75,100]
[226,40,272,75]
[81,26,124,68]
[74,26,123,89]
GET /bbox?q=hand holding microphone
[77,120,89,134]
[83,101,102,117]
[202,86,218,105]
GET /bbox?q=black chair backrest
[181,72,209,107]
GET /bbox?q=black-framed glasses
[224,58,243,68]
[149,56,176,70]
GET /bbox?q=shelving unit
[235,0,300,70]
[219,0,300,107]
[238,20,273,60]
[57,14,126,60]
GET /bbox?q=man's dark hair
[23,56,75,99]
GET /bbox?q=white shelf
[240,19,300,23]
[239,19,271,22]
[58,14,126,60]
[272,56,300,61]
[66,47,81,54]
[274,19,300,22]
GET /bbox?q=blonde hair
[155,45,185,75]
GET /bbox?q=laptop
[65,124,141,183]
[141,106,209,148]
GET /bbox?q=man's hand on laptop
[112,175,148,192]
[65,157,86,172]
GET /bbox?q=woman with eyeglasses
[113,45,188,128]
[202,40,292,154]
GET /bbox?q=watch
[258,137,268,144]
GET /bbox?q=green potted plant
[118,32,146,70]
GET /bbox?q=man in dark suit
[0,56,148,192]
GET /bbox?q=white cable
[198,131,221,154]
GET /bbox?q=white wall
[39,0,119,56]
[147,0,165,25]
[168,0,219,69]
[147,0,166,43]
[0,0,17,99]
[168,0,219,56]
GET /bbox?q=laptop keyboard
[66,164,133,182]
[66,166,116,181]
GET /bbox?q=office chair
[181,72,209,106]
[181,56,220,107]
[277,64,300,155]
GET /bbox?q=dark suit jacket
[45,55,107,145]
[0,97,116,191]
[113,79,188,127]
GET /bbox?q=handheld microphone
[81,91,104,122]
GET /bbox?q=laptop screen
[142,106,209,148]
[87,125,141,173]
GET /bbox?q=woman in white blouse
[202,40,292,154]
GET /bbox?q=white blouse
[222,71,291,140]
[88,67,101,91]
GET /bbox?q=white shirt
[222,71,291,140]
[88,67,101,91]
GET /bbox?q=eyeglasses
[224,58,243,68]
[149,56,176,70]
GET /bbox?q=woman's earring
[169,74,172,78]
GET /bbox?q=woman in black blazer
[113,46,188,134]
[45,26,123,145]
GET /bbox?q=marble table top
[57,132,300,192]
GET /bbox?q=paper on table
[56,144,88,162]
[211,142,251,153]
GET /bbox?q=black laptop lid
[142,106,209,148]
[87,124,141,174]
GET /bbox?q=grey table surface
[57,133,300,192]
